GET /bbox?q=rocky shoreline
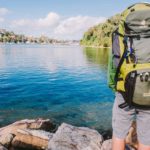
[0,119,137,150]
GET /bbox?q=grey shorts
[112,92,150,146]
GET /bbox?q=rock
[126,122,138,149]
[12,129,53,150]
[17,129,53,140]
[0,133,14,148]
[101,139,112,150]
[0,118,55,136]
[48,123,103,150]
[100,139,136,150]
[0,145,7,150]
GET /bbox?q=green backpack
[108,2,150,109]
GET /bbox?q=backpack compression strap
[114,35,128,87]
[114,32,138,86]
[114,34,134,109]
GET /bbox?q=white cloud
[12,19,32,27]
[54,16,106,39]
[12,12,60,29]
[37,12,60,28]
[0,8,9,16]
[0,8,9,23]
[0,17,4,22]
[3,11,106,40]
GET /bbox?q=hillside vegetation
[80,14,122,47]
[0,29,78,44]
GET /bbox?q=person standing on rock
[112,92,150,150]
[107,3,150,150]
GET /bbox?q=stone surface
[0,118,55,136]
[100,139,136,150]
[12,129,53,150]
[17,129,53,140]
[0,145,7,150]
[101,139,112,150]
[0,134,14,148]
[0,119,139,150]
[48,123,103,150]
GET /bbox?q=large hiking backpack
[108,2,150,109]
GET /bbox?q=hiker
[107,3,150,150]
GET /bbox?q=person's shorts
[112,92,150,146]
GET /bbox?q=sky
[0,0,150,40]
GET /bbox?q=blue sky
[0,0,150,39]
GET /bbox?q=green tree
[81,13,121,47]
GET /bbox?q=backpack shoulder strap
[114,35,128,88]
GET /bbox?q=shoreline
[0,118,137,150]
[0,42,111,49]
[81,45,110,48]
[0,120,112,140]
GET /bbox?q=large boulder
[101,139,112,150]
[48,123,103,150]
[0,118,55,136]
[0,145,7,150]
[0,134,14,148]
[12,129,53,150]
[100,139,136,150]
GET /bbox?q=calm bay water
[0,44,114,133]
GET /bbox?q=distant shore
[81,45,110,48]
[0,42,80,46]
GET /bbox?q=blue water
[0,44,114,132]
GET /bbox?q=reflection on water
[83,47,109,69]
[0,44,114,135]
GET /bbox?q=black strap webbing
[112,30,131,89]
[113,55,120,59]
[119,102,128,109]
[114,39,128,87]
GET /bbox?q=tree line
[80,14,122,47]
